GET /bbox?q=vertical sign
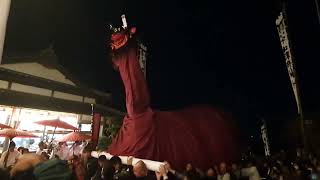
[138,43,147,78]
[91,104,101,148]
[276,10,302,115]
[276,6,305,146]
[91,112,101,148]
[261,119,271,156]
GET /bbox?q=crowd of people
[0,140,319,180]
[0,140,85,169]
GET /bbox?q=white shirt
[68,144,83,158]
[241,166,261,180]
[51,145,69,160]
[0,150,21,168]
[218,173,230,180]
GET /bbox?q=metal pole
[42,125,47,141]
[50,126,57,143]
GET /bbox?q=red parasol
[0,123,11,129]
[56,131,91,142]
[34,119,78,130]
[0,128,38,139]
[35,118,78,148]
[35,119,78,143]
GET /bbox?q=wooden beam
[0,89,124,117]
[0,67,111,104]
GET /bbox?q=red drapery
[91,112,101,148]
[108,43,242,170]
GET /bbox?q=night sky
[4,0,320,149]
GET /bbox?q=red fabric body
[108,46,241,170]
[112,48,150,116]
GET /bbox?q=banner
[276,10,302,114]
[91,112,101,148]
[138,43,147,78]
[261,119,270,156]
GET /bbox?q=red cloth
[108,46,242,170]
[112,48,150,117]
[91,113,101,148]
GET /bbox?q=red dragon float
[107,18,243,170]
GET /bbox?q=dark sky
[4,0,320,145]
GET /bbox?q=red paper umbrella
[56,132,91,142]
[0,123,11,129]
[34,119,78,130]
[0,128,38,139]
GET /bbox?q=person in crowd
[40,152,49,161]
[186,163,193,173]
[133,160,149,178]
[217,162,230,180]
[17,147,24,154]
[92,155,117,180]
[195,168,205,178]
[22,148,29,155]
[259,160,270,179]
[110,156,125,179]
[10,153,42,180]
[101,159,116,180]
[0,141,21,169]
[92,155,107,180]
[69,141,83,158]
[10,154,43,180]
[52,141,69,160]
[36,141,46,155]
[15,145,317,180]
[11,153,72,180]
[127,156,157,179]
[164,161,185,179]
[204,167,217,180]
[71,155,86,180]
[82,144,98,180]
[182,163,201,179]
[240,159,260,180]
[230,163,240,180]
[155,165,170,180]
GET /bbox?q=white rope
[91,151,164,172]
